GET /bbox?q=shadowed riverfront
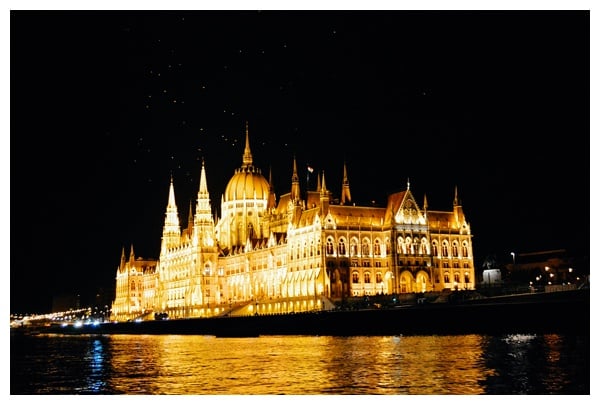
[39,289,589,337]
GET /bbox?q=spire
[454,185,459,206]
[187,200,194,229]
[198,158,209,196]
[407,177,410,191]
[267,165,277,210]
[291,155,300,203]
[423,194,428,210]
[195,159,213,224]
[193,159,216,247]
[320,170,327,193]
[319,170,330,213]
[242,121,253,167]
[120,246,126,269]
[292,155,299,181]
[167,174,177,211]
[129,244,135,262]
[340,161,352,205]
[165,176,180,228]
[161,176,181,252]
[316,168,322,191]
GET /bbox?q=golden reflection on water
[103,334,495,394]
[11,333,587,394]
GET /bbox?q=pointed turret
[340,161,352,205]
[165,176,180,226]
[316,168,322,192]
[193,159,216,247]
[187,200,194,231]
[120,246,126,270]
[129,244,135,263]
[196,159,211,206]
[290,155,301,204]
[320,170,330,214]
[453,186,465,225]
[242,121,253,167]
[267,165,277,210]
[320,170,327,194]
[453,185,460,206]
[161,176,181,252]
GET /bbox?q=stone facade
[111,125,475,321]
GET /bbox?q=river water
[10,333,589,395]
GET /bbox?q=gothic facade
[111,125,476,321]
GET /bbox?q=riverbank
[34,289,589,337]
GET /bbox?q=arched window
[361,238,370,256]
[373,240,381,256]
[464,272,470,284]
[454,273,460,283]
[444,272,450,283]
[326,238,334,255]
[462,243,469,258]
[338,238,346,255]
[247,223,254,240]
[432,242,438,257]
[400,276,409,293]
[376,272,383,283]
[442,242,449,257]
[350,239,358,257]
[452,242,459,257]
[364,272,371,283]
[352,272,359,283]
[398,237,405,254]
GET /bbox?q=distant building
[111,248,158,320]
[508,249,580,289]
[111,124,476,321]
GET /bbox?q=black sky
[10,10,590,314]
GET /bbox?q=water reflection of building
[111,124,475,321]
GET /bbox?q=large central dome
[224,166,270,201]
[223,124,270,202]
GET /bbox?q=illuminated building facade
[111,124,476,321]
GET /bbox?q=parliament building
[111,125,476,321]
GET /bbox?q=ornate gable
[394,190,425,225]
[323,212,336,230]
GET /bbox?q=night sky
[9,9,590,314]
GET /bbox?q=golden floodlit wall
[111,125,475,321]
